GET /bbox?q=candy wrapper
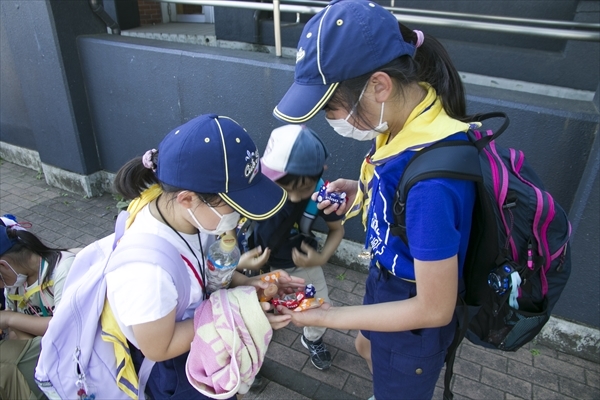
[258,272,281,302]
[316,181,346,205]
[257,275,323,312]
[294,297,324,312]
[269,284,323,312]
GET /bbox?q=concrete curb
[536,317,600,363]
[0,142,116,197]
[318,233,600,363]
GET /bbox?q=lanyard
[155,196,207,300]
[181,254,204,290]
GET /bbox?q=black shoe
[301,335,332,370]
[250,373,264,389]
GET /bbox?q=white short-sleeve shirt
[105,206,213,347]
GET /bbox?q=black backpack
[390,112,571,399]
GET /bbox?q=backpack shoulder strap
[390,140,482,243]
[106,213,192,399]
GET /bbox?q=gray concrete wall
[0,0,105,176]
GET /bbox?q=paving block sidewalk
[1,160,598,399]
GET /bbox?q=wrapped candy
[269,286,323,312]
[258,283,278,302]
[304,284,316,298]
[294,297,324,312]
[258,272,281,302]
[271,292,305,309]
[256,274,323,312]
[261,271,280,283]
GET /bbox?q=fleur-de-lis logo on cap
[245,149,259,183]
[296,47,305,63]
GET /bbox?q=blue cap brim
[0,227,17,256]
[219,171,287,221]
[273,81,339,124]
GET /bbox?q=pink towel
[186,286,272,398]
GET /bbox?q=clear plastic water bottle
[206,234,240,294]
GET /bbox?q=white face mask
[326,84,388,141]
[0,260,28,289]
[187,207,240,236]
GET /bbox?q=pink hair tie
[142,149,157,171]
[413,30,424,48]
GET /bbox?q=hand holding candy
[258,283,279,302]
[316,181,346,205]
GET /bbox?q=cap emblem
[296,47,305,63]
[244,149,260,183]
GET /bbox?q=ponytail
[113,155,160,200]
[399,23,468,121]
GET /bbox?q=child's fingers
[266,313,292,330]
[291,248,304,265]
[271,269,305,287]
[251,247,269,266]
[319,200,340,215]
[245,246,263,257]
[326,178,348,193]
[299,241,314,254]
[239,246,270,270]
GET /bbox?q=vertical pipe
[273,0,282,57]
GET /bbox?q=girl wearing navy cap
[0,215,77,398]
[107,114,303,399]
[274,1,476,399]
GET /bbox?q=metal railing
[155,0,600,56]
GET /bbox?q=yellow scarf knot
[344,83,471,229]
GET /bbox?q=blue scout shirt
[366,133,476,280]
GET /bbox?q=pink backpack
[35,211,191,399]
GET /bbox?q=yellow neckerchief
[7,258,53,316]
[7,281,54,311]
[125,183,163,229]
[345,83,471,228]
[100,183,163,399]
[100,301,140,399]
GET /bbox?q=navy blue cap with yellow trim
[157,114,287,220]
[273,0,416,124]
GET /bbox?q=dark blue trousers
[131,344,236,400]
[361,265,457,400]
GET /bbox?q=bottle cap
[219,234,237,252]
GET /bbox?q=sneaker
[250,373,264,389]
[301,335,332,370]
